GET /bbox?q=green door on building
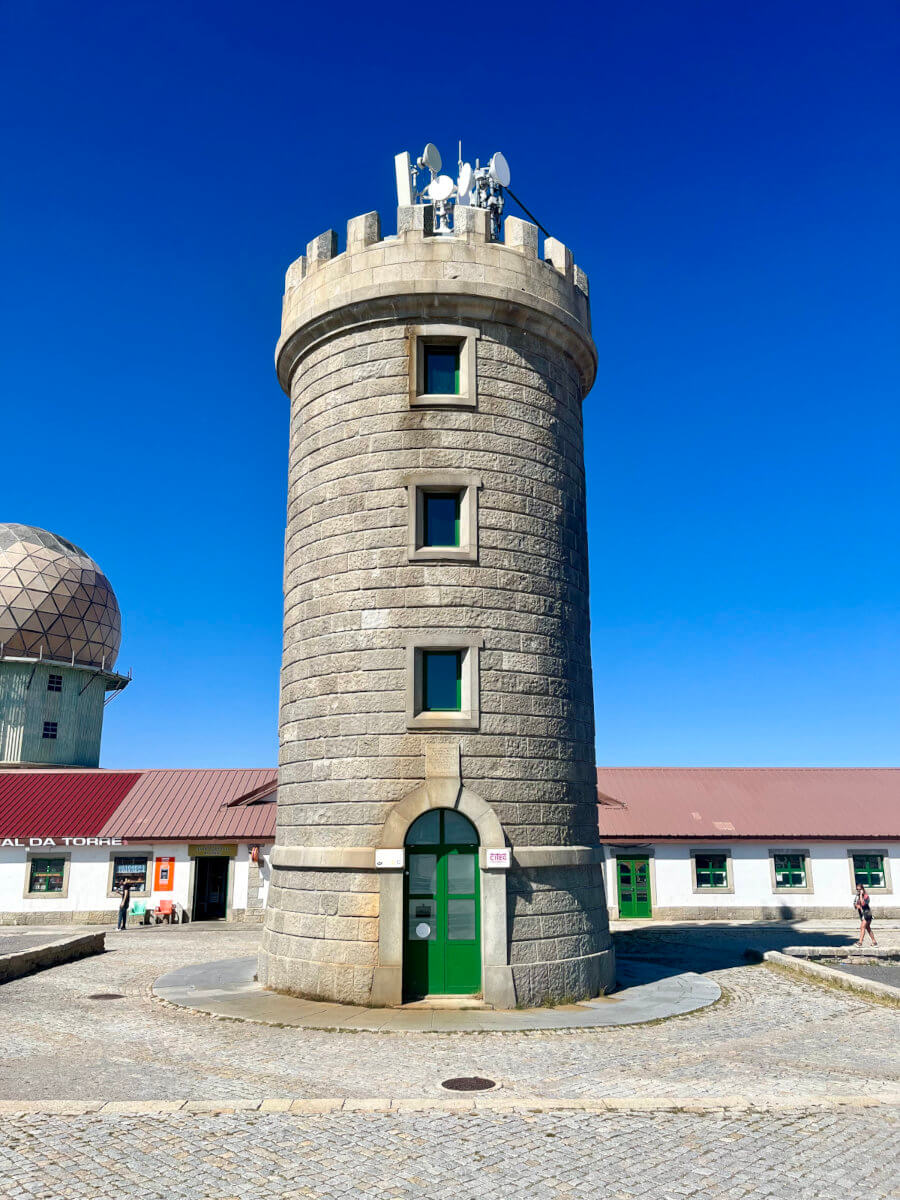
[616,856,652,918]
[403,809,481,999]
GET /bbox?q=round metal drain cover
[441,1077,496,1092]
[87,993,125,1000]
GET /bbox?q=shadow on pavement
[613,922,862,987]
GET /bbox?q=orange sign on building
[154,856,175,891]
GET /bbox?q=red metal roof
[0,770,141,838]
[99,768,277,840]
[596,767,900,840]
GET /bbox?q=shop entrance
[616,856,652,918]
[192,856,229,921]
[403,809,480,999]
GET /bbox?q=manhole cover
[87,993,125,1000]
[441,1077,496,1092]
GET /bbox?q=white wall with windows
[0,841,272,923]
[603,841,898,920]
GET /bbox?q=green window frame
[422,650,462,712]
[422,492,461,547]
[853,854,885,889]
[28,857,66,894]
[694,853,728,889]
[773,853,806,889]
[423,344,460,395]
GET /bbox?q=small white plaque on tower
[375,849,404,870]
[485,848,511,869]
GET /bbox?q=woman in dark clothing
[854,883,877,948]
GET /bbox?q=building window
[47,674,62,692]
[409,324,478,408]
[424,493,460,547]
[28,857,66,893]
[405,471,481,563]
[406,635,482,730]
[773,853,806,888]
[108,855,150,897]
[423,651,461,712]
[690,850,733,893]
[768,849,813,894]
[853,854,885,890]
[424,345,460,395]
[42,721,58,739]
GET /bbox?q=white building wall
[0,842,258,924]
[605,841,898,919]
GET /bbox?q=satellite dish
[457,162,473,195]
[422,142,442,173]
[489,151,510,188]
[428,174,455,202]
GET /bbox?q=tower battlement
[276,207,595,395]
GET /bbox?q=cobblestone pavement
[0,924,897,1103]
[1,924,898,1199]
[0,1108,896,1199]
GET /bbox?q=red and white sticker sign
[485,848,511,869]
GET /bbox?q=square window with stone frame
[409,325,478,409]
[110,855,149,894]
[773,853,807,888]
[694,852,729,889]
[28,857,66,893]
[853,854,885,890]
[406,637,482,731]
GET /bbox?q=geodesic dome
[0,523,122,669]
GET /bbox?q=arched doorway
[403,808,480,999]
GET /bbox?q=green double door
[403,809,481,998]
[617,856,652,918]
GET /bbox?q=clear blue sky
[2,2,897,768]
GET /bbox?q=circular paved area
[152,953,721,1030]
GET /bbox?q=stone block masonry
[260,201,614,1007]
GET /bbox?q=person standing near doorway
[854,883,877,948]
[116,877,133,931]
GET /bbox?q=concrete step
[401,995,493,1010]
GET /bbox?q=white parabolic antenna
[457,161,473,196]
[428,174,455,202]
[422,142,442,173]
[489,151,511,188]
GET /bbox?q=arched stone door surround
[370,780,516,1008]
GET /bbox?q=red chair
[152,899,176,924]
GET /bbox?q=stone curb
[0,1095,897,1117]
[0,933,105,985]
[763,950,900,1000]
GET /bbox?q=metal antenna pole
[505,187,551,238]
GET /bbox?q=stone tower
[0,523,128,767]
[259,198,614,1007]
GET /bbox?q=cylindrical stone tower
[259,199,614,1007]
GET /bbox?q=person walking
[116,877,133,931]
[854,883,877,948]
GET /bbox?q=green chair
[129,901,148,925]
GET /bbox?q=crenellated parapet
[275,207,596,396]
